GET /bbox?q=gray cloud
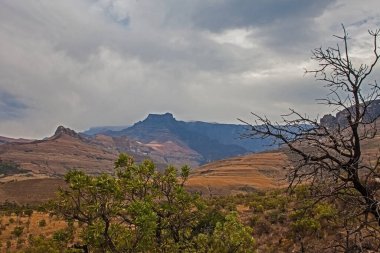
[192,0,335,32]
[0,0,379,138]
[0,91,28,120]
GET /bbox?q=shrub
[50,154,255,252]
[12,226,24,238]
[38,219,46,227]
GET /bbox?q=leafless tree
[241,25,380,249]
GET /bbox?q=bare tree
[241,25,380,248]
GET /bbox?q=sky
[1,0,380,138]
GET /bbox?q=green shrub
[12,226,24,238]
[38,219,46,227]
[291,216,320,234]
[24,209,33,217]
[50,154,256,252]
[315,203,337,220]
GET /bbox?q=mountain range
[0,113,275,177]
[84,112,275,164]
[0,105,380,201]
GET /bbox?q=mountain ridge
[85,113,274,164]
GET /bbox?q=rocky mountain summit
[52,125,87,141]
[320,100,380,128]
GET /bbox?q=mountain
[0,126,117,176]
[320,99,380,128]
[89,113,274,164]
[90,134,202,167]
[0,113,278,186]
[1,110,380,202]
[0,125,202,178]
[184,121,273,152]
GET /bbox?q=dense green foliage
[50,154,254,252]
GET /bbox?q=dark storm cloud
[192,0,336,32]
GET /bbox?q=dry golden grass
[187,151,289,195]
[0,212,68,252]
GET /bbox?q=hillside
[0,136,34,145]
[186,151,289,195]
[0,127,117,177]
[0,149,289,204]
[0,125,202,180]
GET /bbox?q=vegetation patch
[0,161,29,177]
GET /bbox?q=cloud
[0,91,28,120]
[191,0,335,32]
[0,0,379,138]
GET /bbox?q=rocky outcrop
[320,114,338,129]
[320,100,380,128]
[52,126,88,143]
[54,126,80,138]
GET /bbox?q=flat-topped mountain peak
[146,112,175,120]
[142,113,177,125]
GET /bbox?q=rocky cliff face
[320,100,380,128]
[145,113,177,124]
[54,126,84,139]
[320,114,338,128]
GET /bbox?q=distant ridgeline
[83,113,276,164]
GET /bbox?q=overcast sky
[1,0,380,138]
